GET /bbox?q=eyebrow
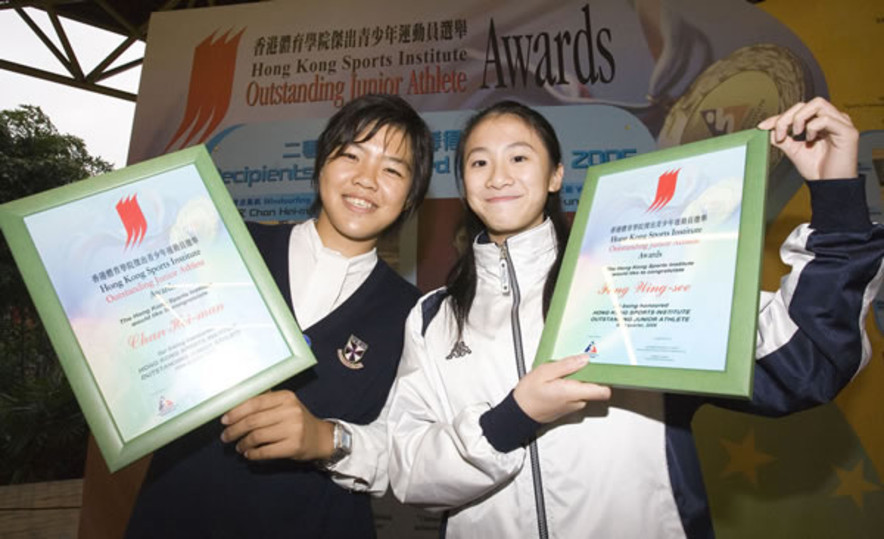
[345,140,413,172]
[466,140,537,159]
[335,140,411,172]
[381,136,414,172]
[384,154,412,173]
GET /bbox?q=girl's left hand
[757,97,858,181]
[219,390,335,461]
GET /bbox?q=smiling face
[314,124,413,256]
[462,113,563,244]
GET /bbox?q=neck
[313,215,376,258]
[487,217,547,246]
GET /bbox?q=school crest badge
[338,334,368,370]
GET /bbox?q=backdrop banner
[129,0,824,221]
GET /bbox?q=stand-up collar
[474,219,559,288]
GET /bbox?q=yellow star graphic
[832,461,881,509]
[720,429,775,487]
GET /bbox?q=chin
[342,226,382,242]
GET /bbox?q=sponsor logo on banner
[647,169,680,212]
[115,194,148,248]
[164,29,245,152]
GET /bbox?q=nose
[352,160,380,190]
[487,162,513,189]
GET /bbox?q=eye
[334,146,358,161]
[469,158,487,168]
[512,154,528,163]
[384,167,405,178]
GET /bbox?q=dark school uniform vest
[126,223,420,539]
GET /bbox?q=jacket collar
[474,218,559,288]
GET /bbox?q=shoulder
[245,221,295,251]
[403,287,451,339]
[373,258,422,305]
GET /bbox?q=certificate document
[1,146,314,470]
[537,129,769,397]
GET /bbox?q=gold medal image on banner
[659,44,807,172]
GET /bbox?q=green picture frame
[0,145,316,472]
[535,129,769,398]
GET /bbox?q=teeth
[346,196,374,209]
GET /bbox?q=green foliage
[0,321,87,483]
[0,105,112,484]
[0,104,111,203]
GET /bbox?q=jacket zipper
[500,242,549,539]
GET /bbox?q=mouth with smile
[343,195,377,211]
[486,194,522,203]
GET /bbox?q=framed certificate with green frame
[0,145,316,472]
[535,128,769,398]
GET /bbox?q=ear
[548,163,564,193]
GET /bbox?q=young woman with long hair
[386,98,884,538]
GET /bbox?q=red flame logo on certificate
[647,168,680,212]
[116,194,147,248]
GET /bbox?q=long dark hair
[447,101,569,340]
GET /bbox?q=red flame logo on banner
[116,195,147,248]
[647,168,680,212]
[164,29,245,152]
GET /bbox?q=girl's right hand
[220,390,335,461]
[513,354,612,424]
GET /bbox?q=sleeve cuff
[807,177,872,232]
[479,391,541,453]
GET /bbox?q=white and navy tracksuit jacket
[387,178,884,539]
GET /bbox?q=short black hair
[309,94,433,233]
